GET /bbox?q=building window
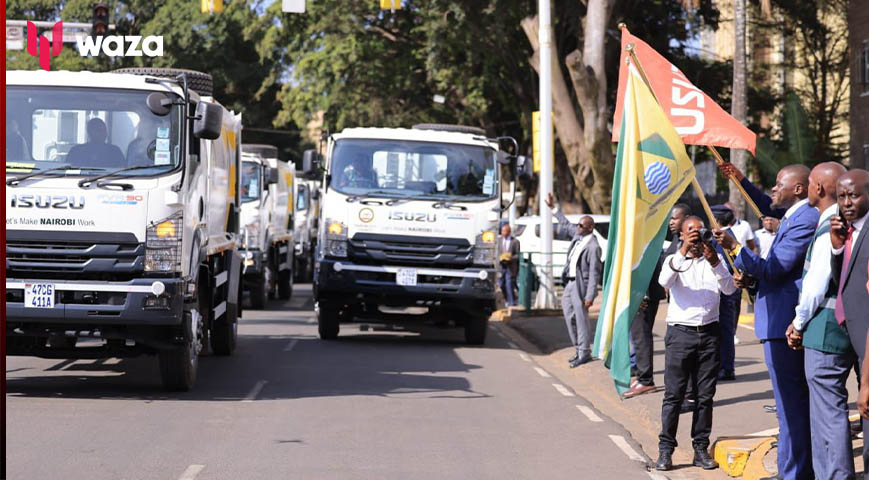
[864,42,869,90]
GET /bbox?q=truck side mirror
[193,102,222,140]
[516,155,531,180]
[311,187,320,200]
[265,166,278,186]
[302,149,320,175]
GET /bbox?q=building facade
[850,0,869,169]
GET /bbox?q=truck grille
[6,231,145,281]
[348,233,472,267]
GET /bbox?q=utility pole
[537,0,555,308]
[730,0,748,220]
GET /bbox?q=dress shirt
[831,212,867,255]
[755,228,776,259]
[566,233,592,278]
[793,204,838,332]
[784,198,810,222]
[659,251,737,326]
[730,219,756,246]
[502,237,512,252]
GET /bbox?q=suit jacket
[831,214,869,358]
[734,179,819,340]
[554,210,602,302]
[500,236,521,276]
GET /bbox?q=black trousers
[630,300,660,386]
[659,323,721,452]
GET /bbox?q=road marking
[507,341,519,349]
[533,367,551,378]
[518,352,531,362]
[496,331,506,339]
[747,427,779,437]
[576,405,603,422]
[739,323,755,331]
[283,339,298,352]
[242,380,268,402]
[552,383,574,397]
[609,435,645,462]
[306,317,317,324]
[178,464,205,480]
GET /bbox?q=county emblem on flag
[593,64,695,394]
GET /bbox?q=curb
[712,436,775,478]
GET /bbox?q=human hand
[717,162,745,182]
[583,300,593,309]
[859,383,869,419]
[785,324,803,350]
[702,242,719,266]
[733,270,752,289]
[545,193,555,209]
[713,229,736,250]
[830,215,848,250]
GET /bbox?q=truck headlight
[145,213,182,272]
[325,219,348,257]
[473,230,496,266]
[243,223,260,249]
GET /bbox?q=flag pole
[707,146,764,219]
[624,44,737,271]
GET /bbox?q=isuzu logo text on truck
[10,194,85,209]
[387,212,437,222]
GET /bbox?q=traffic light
[92,2,109,36]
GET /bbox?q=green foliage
[754,92,816,186]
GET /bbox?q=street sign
[282,0,305,12]
[532,111,553,173]
[379,0,402,9]
[201,0,224,13]
[6,25,23,50]
[62,30,87,43]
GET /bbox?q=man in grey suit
[546,194,602,368]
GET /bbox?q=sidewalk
[494,301,864,479]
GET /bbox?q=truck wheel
[249,274,267,310]
[159,312,200,391]
[211,302,238,356]
[278,269,293,300]
[464,314,489,345]
[317,301,340,340]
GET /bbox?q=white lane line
[306,317,317,324]
[533,367,551,378]
[746,427,779,437]
[242,380,268,402]
[283,339,298,352]
[518,352,531,362]
[576,405,603,422]
[609,435,645,462]
[739,323,755,331]
[496,331,507,339]
[507,341,519,349]
[552,383,574,397]
[178,464,205,480]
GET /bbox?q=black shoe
[568,353,578,364]
[758,476,783,480]
[718,370,736,381]
[680,398,697,414]
[763,404,777,413]
[569,355,592,368]
[693,448,718,470]
[654,450,673,471]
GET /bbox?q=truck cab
[5,68,243,391]
[310,125,514,344]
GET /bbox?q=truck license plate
[396,268,418,286]
[25,282,55,309]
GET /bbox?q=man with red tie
[830,169,869,470]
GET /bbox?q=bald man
[717,163,819,480]
[830,170,869,471]
[782,162,855,479]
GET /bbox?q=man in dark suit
[717,163,818,480]
[830,169,869,470]
[498,223,520,306]
[546,194,602,367]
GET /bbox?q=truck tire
[211,301,238,356]
[464,314,489,345]
[278,269,293,300]
[159,313,200,391]
[317,301,340,340]
[249,273,268,310]
[112,68,213,97]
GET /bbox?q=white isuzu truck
[239,145,295,308]
[5,68,243,391]
[308,124,516,344]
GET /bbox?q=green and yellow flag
[593,65,695,394]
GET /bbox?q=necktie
[834,225,856,325]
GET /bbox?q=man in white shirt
[654,217,736,472]
[782,162,854,480]
[724,202,758,253]
[754,216,779,259]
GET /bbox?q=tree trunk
[730,0,748,219]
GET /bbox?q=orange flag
[611,27,756,155]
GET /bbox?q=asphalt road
[6,284,652,480]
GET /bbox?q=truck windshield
[6,86,182,176]
[330,139,497,200]
[241,161,262,203]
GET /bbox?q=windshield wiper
[7,165,106,186]
[78,164,174,188]
[345,190,408,203]
[432,200,468,211]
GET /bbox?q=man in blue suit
[717,163,818,480]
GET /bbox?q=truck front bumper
[5,277,185,326]
[316,258,496,308]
